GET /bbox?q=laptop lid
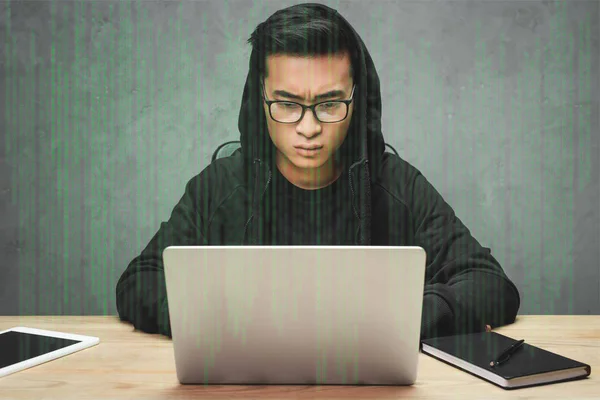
[163,245,426,385]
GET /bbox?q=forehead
[265,53,352,90]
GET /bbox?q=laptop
[162,245,427,385]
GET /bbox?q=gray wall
[1,0,598,316]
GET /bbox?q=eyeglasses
[261,82,355,124]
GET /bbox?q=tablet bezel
[0,326,99,378]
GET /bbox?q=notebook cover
[421,332,591,382]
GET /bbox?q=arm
[115,173,208,337]
[410,171,521,339]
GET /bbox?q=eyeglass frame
[261,81,356,124]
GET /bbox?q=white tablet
[0,326,99,378]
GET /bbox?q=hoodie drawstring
[243,158,272,245]
[242,158,261,245]
[348,159,372,245]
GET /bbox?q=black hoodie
[116,3,520,339]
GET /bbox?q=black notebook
[421,331,591,389]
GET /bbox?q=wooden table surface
[0,316,598,399]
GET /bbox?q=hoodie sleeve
[115,173,208,337]
[409,171,521,340]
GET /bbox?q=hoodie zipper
[349,161,369,244]
[243,168,272,244]
[348,162,361,221]
[349,173,359,220]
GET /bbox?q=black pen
[490,339,525,367]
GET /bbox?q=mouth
[294,145,323,150]
[294,146,323,157]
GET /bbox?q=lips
[295,145,323,150]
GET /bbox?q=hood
[237,3,386,245]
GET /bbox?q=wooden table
[0,316,598,399]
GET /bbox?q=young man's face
[262,52,354,187]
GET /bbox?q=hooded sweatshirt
[116,3,520,339]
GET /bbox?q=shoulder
[183,152,246,210]
[374,152,422,206]
[375,152,453,218]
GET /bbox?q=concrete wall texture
[0,0,598,316]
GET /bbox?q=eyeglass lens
[270,102,347,123]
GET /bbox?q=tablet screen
[0,331,81,369]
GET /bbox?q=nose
[296,108,321,137]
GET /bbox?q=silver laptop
[162,246,426,385]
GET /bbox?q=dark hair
[247,4,357,82]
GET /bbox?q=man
[116,3,520,339]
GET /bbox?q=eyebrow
[271,89,347,101]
